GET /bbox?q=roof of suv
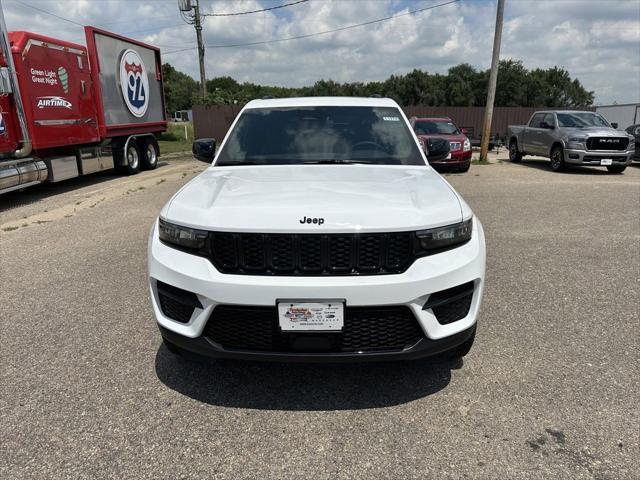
[244,96,399,109]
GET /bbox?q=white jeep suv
[148,97,485,362]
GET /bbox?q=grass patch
[156,178,166,185]
[2,226,19,232]
[471,158,490,165]
[158,122,194,155]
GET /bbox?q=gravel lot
[1,156,638,479]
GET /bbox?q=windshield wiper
[303,159,374,165]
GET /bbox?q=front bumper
[430,150,472,168]
[564,148,634,166]
[148,219,486,361]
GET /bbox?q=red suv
[410,117,472,172]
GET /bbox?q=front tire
[606,165,626,174]
[509,140,523,162]
[550,145,565,172]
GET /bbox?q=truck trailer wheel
[141,138,159,170]
[116,140,141,175]
[509,140,522,162]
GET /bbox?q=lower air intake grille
[157,281,202,323]
[424,282,474,325]
[204,305,424,353]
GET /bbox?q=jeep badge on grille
[299,216,325,225]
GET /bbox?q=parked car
[410,117,472,172]
[507,110,635,173]
[625,124,640,161]
[149,97,486,363]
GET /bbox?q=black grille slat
[299,235,323,272]
[212,233,238,270]
[204,305,424,353]
[358,235,383,271]
[386,234,412,270]
[240,234,266,271]
[329,235,354,272]
[270,235,295,272]
[209,232,414,276]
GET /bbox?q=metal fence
[193,104,595,143]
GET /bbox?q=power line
[164,0,460,54]
[202,0,309,17]
[13,0,85,27]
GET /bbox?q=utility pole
[480,0,505,162]
[193,0,206,97]
[179,0,207,97]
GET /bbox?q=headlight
[567,137,586,149]
[463,138,471,152]
[159,218,208,251]
[416,218,472,252]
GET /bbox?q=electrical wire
[164,0,461,54]
[13,0,85,27]
[202,0,309,17]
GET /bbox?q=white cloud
[3,0,639,104]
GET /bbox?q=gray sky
[5,0,640,104]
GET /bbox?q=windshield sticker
[383,116,400,122]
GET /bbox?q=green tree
[185,61,594,108]
[162,63,198,113]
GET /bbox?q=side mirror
[540,121,554,130]
[611,122,618,129]
[192,138,216,163]
[460,128,468,135]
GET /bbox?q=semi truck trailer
[0,6,167,195]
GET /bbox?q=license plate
[601,158,613,166]
[277,301,344,332]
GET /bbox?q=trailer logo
[119,49,149,118]
[36,96,72,109]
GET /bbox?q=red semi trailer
[0,9,167,195]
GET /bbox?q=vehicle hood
[164,165,465,233]
[561,127,630,138]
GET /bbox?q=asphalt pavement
[1,156,638,479]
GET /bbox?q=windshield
[215,106,425,166]
[557,112,610,128]
[414,120,459,135]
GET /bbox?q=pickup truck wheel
[141,138,159,170]
[509,140,522,162]
[550,145,565,172]
[606,165,626,174]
